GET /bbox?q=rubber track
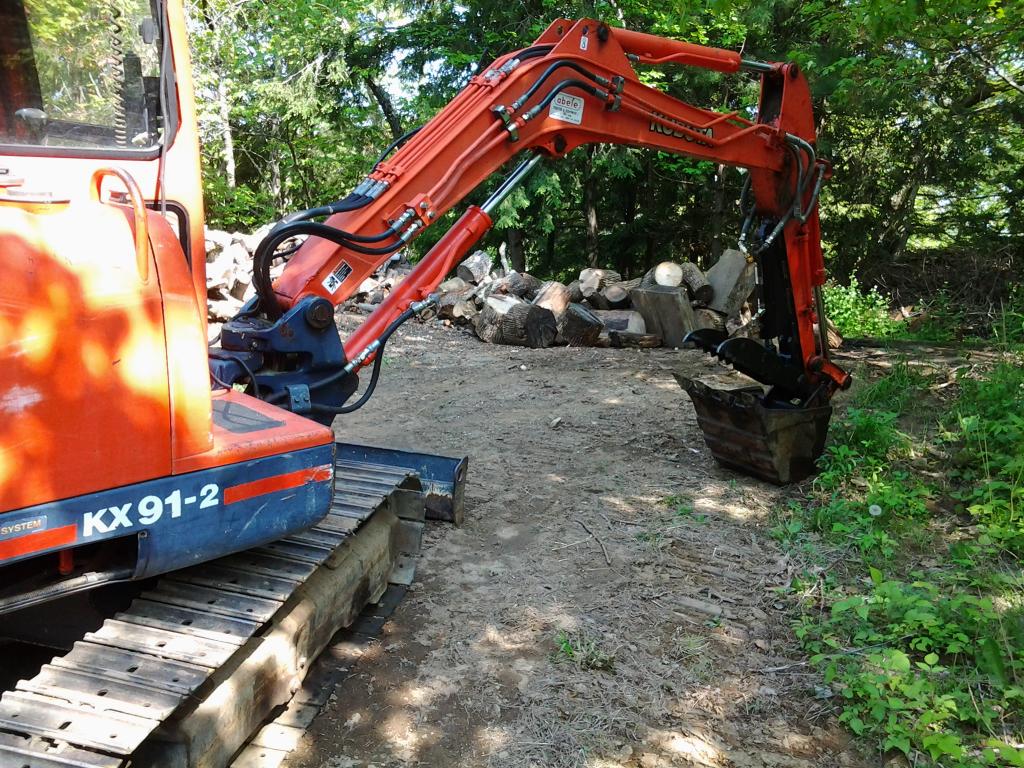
[0,456,422,768]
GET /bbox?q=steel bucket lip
[674,373,832,485]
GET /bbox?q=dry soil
[285,313,874,768]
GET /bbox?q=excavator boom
[213,18,849,483]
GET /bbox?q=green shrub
[798,570,1024,766]
[823,278,903,339]
[949,364,1024,554]
[782,362,1024,763]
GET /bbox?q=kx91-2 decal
[83,484,220,537]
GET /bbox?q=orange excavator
[0,0,847,614]
[0,0,848,643]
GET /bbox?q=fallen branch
[577,519,611,566]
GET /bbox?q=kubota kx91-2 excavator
[0,1,849,617]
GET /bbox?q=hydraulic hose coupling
[344,340,380,374]
[410,294,440,314]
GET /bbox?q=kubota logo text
[649,113,713,146]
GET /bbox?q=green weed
[823,278,903,339]
[783,362,1024,763]
[553,630,615,671]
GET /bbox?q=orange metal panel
[173,389,332,475]
[0,202,173,511]
[149,212,214,462]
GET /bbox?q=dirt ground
[285,313,875,768]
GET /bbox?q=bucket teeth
[683,329,728,356]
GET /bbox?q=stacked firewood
[205,226,270,321]
[438,249,765,349]
[205,228,838,350]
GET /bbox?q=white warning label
[549,93,584,125]
[321,261,353,294]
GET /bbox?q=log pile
[205,228,840,353]
[434,249,775,350]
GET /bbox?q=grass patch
[553,630,615,672]
[778,357,1024,766]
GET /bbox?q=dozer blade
[675,375,831,485]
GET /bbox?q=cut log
[601,283,631,309]
[628,285,696,347]
[532,281,572,319]
[457,250,493,284]
[652,261,683,287]
[578,268,622,297]
[558,303,604,346]
[585,292,610,311]
[489,271,543,300]
[597,331,662,348]
[680,262,713,305]
[590,309,646,334]
[438,292,478,324]
[814,318,843,350]
[706,249,755,317]
[475,296,557,347]
[566,280,584,303]
[438,276,469,294]
[693,307,726,332]
[828,318,843,350]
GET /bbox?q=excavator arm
[212,18,850,482]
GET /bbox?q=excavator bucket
[675,375,832,485]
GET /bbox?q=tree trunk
[583,145,600,267]
[601,283,631,309]
[457,250,493,284]
[489,271,542,300]
[679,262,713,305]
[709,163,727,262]
[216,78,236,188]
[364,76,404,140]
[558,303,603,346]
[475,296,556,347]
[504,227,525,272]
[533,281,572,319]
[590,309,646,334]
[628,285,696,347]
[578,268,622,297]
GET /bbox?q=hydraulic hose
[306,303,422,415]
[510,59,610,111]
[252,220,406,318]
[375,125,422,165]
[521,79,609,120]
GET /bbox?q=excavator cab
[0,0,340,614]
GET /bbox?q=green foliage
[203,176,276,232]
[797,572,1024,766]
[779,361,1024,762]
[948,364,1024,555]
[553,630,615,671]
[185,0,1023,333]
[823,278,903,339]
[852,361,931,414]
